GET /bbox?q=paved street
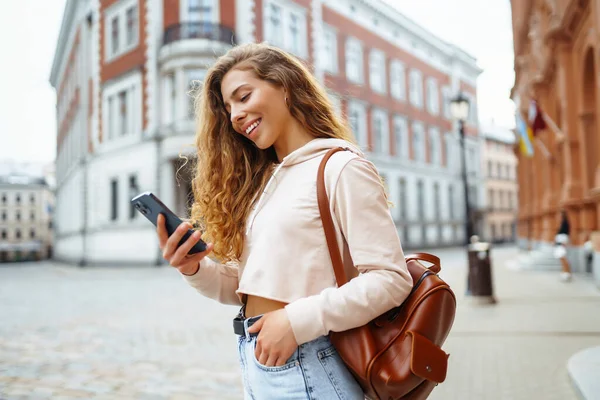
[1,246,599,399]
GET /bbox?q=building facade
[0,163,55,263]
[511,0,600,274]
[50,0,482,265]
[479,123,518,243]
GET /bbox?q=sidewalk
[430,246,600,400]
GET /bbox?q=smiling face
[221,68,291,150]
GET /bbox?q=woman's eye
[241,93,250,102]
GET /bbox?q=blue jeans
[237,317,365,399]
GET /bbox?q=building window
[30,193,35,204]
[1,211,5,221]
[412,122,425,162]
[16,194,21,204]
[426,77,439,115]
[345,37,363,84]
[409,69,423,108]
[372,109,388,154]
[347,101,367,148]
[265,3,283,47]
[434,183,440,221]
[105,0,139,61]
[369,49,386,94]
[1,194,5,205]
[104,74,141,143]
[15,229,21,240]
[16,211,21,221]
[1,230,5,239]
[449,185,454,219]
[30,229,35,239]
[499,191,504,210]
[488,161,493,177]
[188,0,213,23]
[30,212,35,221]
[442,86,452,119]
[110,178,119,221]
[129,175,139,220]
[125,5,138,47]
[321,25,338,74]
[264,1,307,58]
[489,189,494,210]
[390,60,406,101]
[429,127,441,165]
[393,116,408,158]
[417,180,425,242]
[118,90,128,136]
[110,16,119,56]
[289,13,301,55]
[398,178,407,220]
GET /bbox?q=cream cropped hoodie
[183,138,413,345]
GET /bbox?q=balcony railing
[163,22,236,46]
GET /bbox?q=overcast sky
[0,0,515,164]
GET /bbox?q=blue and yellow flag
[516,113,534,157]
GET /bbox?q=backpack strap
[317,147,351,287]
[318,148,443,286]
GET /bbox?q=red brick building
[50,0,481,265]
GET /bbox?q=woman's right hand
[157,213,214,276]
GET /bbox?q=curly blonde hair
[190,43,355,262]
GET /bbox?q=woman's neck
[273,120,315,162]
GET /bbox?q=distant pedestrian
[153,43,413,399]
[554,209,572,282]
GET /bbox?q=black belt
[233,306,262,336]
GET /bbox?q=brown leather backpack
[317,147,457,400]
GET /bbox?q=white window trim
[345,37,364,85]
[390,60,406,101]
[263,0,308,59]
[393,115,409,158]
[412,121,425,162]
[347,100,367,149]
[322,24,338,74]
[442,86,452,120]
[100,72,143,153]
[426,77,439,116]
[409,69,423,109]
[429,127,441,165]
[369,49,386,94]
[180,0,220,23]
[371,108,389,154]
[104,0,139,63]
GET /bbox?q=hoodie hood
[279,138,364,166]
[245,138,363,234]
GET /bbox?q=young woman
[156,43,413,399]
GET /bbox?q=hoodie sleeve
[284,156,414,345]
[182,257,243,305]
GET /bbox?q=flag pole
[542,112,565,142]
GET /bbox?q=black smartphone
[131,191,207,254]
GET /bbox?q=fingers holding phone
[157,214,213,275]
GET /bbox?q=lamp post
[450,92,474,245]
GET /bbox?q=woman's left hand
[247,309,298,367]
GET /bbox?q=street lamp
[450,92,474,245]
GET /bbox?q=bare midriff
[245,295,288,318]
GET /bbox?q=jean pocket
[250,339,299,373]
[318,345,364,400]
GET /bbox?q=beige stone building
[480,123,518,243]
[0,164,55,263]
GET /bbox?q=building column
[556,39,583,204]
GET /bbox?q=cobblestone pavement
[0,246,599,399]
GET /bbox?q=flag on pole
[516,113,534,157]
[528,100,547,135]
